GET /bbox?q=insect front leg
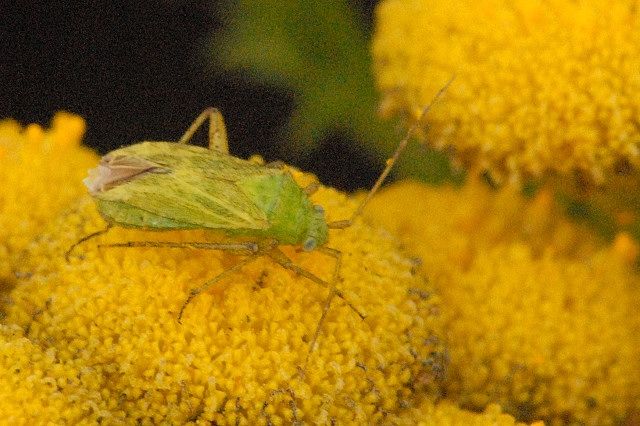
[65,223,113,261]
[178,107,229,154]
[99,241,259,255]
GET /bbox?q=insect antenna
[65,224,113,261]
[305,77,453,366]
[327,76,454,230]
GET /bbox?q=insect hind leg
[65,223,113,262]
[97,239,261,322]
[179,107,229,154]
[305,247,343,364]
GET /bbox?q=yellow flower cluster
[0,114,97,282]
[0,117,508,423]
[368,179,601,276]
[372,0,640,183]
[366,180,640,424]
[0,324,106,423]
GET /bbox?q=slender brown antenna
[328,76,455,229]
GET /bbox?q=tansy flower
[366,181,640,424]
[368,179,601,276]
[2,120,449,423]
[0,113,97,283]
[0,322,530,425]
[372,0,640,183]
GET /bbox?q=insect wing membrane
[89,142,272,230]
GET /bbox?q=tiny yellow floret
[373,0,640,183]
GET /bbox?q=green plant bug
[66,79,453,359]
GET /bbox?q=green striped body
[85,142,328,248]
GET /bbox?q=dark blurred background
[0,1,452,191]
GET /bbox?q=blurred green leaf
[213,0,459,184]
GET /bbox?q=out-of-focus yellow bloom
[366,180,640,424]
[581,169,640,235]
[398,400,539,426]
[373,0,640,183]
[0,113,97,282]
[368,179,599,276]
[613,232,640,264]
[1,124,447,423]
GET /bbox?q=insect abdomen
[95,199,203,229]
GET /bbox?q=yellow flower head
[373,0,640,183]
[2,125,447,423]
[0,113,97,281]
[366,181,640,424]
[368,179,600,275]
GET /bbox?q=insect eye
[303,237,317,252]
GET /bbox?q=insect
[66,79,452,359]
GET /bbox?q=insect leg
[98,241,259,255]
[267,246,365,363]
[302,182,320,195]
[265,160,285,169]
[65,223,113,262]
[305,247,343,364]
[267,247,365,319]
[178,255,260,323]
[178,107,229,154]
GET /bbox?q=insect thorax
[231,171,329,248]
